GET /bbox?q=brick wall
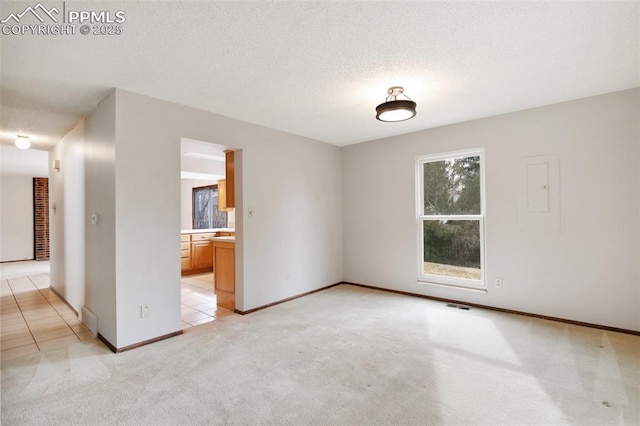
[33,177,49,261]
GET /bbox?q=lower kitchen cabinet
[212,239,235,310]
[181,232,215,275]
[191,240,213,269]
[181,257,192,271]
[181,235,192,273]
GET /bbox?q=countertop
[210,236,235,242]
[181,228,235,234]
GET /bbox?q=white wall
[84,91,117,344]
[49,120,85,313]
[0,175,34,262]
[52,87,637,349]
[180,178,217,230]
[239,131,342,310]
[110,89,342,348]
[114,90,183,347]
[342,88,640,331]
[0,146,48,262]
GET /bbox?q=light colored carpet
[2,284,639,425]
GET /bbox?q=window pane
[423,220,481,280]
[194,188,212,229]
[211,196,228,229]
[193,186,228,229]
[423,156,481,215]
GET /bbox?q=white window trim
[415,148,486,290]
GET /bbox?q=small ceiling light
[15,135,31,149]
[376,86,417,122]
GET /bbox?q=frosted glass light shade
[15,136,31,149]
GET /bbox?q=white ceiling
[180,137,226,180]
[1,1,638,150]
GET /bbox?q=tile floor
[180,273,234,329]
[1,268,234,361]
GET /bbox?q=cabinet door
[213,243,235,310]
[218,179,228,211]
[181,257,192,271]
[225,150,235,208]
[191,241,213,269]
[181,235,192,272]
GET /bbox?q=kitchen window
[193,185,227,229]
[416,149,485,289]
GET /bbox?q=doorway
[180,273,234,329]
[179,138,237,329]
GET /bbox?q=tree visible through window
[417,150,485,288]
[193,185,228,229]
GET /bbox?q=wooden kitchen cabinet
[215,231,234,237]
[213,239,235,310]
[225,150,235,208]
[217,179,231,211]
[217,150,235,210]
[191,232,215,242]
[191,240,213,270]
[180,234,192,273]
[181,232,214,275]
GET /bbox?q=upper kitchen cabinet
[217,179,231,211]
[218,150,235,211]
[225,150,235,207]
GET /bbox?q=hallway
[1,272,93,361]
[1,262,236,360]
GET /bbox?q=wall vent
[446,303,471,311]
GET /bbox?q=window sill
[416,280,488,294]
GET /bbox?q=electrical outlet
[495,278,503,288]
[141,305,150,318]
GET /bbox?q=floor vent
[446,303,471,311]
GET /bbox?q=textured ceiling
[1,1,638,150]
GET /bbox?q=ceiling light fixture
[15,135,31,150]
[375,86,417,122]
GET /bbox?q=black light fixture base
[376,99,417,122]
[375,86,417,122]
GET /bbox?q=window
[193,185,227,229]
[416,149,485,289]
